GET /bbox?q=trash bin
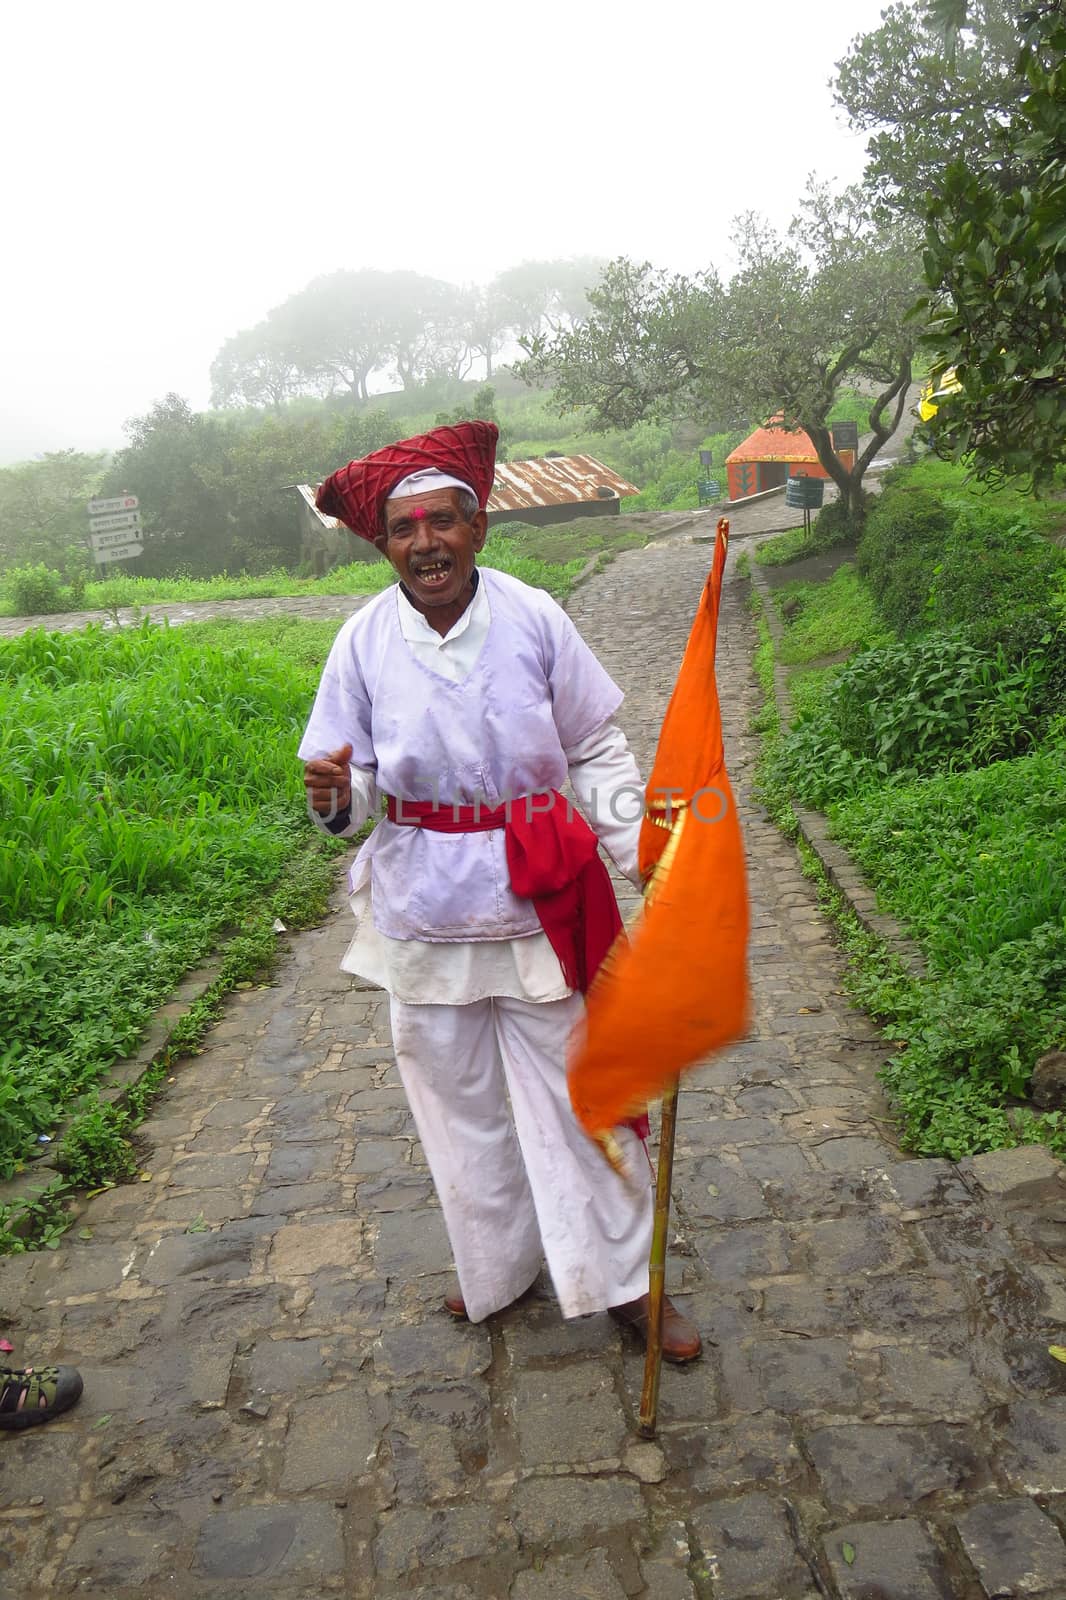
[785,476,825,509]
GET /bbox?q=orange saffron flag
[568,518,750,1141]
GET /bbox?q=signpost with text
[88,495,142,566]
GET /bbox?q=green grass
[0,523,642,616]
[788,664,844,720]
[831,745,1066,972]
[754,526,809,567]
[0,620,347,1181]
[0,837,342,1253]
[180,613,347,668]
[495,520,648,566]
[0,560,397,616]
[773,564,891,665]
[890,455,1066,532]
[480,531,585,597]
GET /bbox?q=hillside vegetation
[756,458,1066,1158]
[0,377,872,614]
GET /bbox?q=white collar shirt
[394,570,490,684]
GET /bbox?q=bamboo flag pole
[573,517,747,1437]
[638,1075,680,1437]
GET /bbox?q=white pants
[388,992,654,1323]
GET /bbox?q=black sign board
[698,448,713,467]
[831,421,858,452]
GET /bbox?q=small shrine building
[725,418,855,501]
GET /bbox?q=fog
[1,0,891,463]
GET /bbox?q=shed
[294,454,640,572]
[725,418,855,502]
[485,455,640,528]
[292,484,380,576]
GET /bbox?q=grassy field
[0,620,349,1190]
[771,565,891,666]
[754,463,1066,1161]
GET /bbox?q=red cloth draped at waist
[384,791,620,995]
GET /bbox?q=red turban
[315,421,499,544]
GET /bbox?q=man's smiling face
[377,487,488,633]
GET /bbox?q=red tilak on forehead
[413,506,426,520]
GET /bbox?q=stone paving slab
[4,517,1066,1597]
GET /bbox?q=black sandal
[0,1364,83,1430]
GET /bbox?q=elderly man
[299,421,700,1362]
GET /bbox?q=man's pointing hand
[303,742,354,817]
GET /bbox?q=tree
[225,270,478,401]
[918,0,1066,483]
[0,450,107,575]
[381,274,471,389]
[267,271,397,401]
[102,395,234,577]
[461,285,512,379]
[493,258,605,342]
[519,188,922,521]
[209,323,305,412]
[519,257,726,430]
[100,396,402,579]
[194,416,329,571]
[542,257,608,331]
[832,0,1031,220]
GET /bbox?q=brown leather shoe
[609,1293,702,1364]
[444,1283,467,1319]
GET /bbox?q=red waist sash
[384,791,621,996]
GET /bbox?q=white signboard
[90,511,142,534]
[91,526,144,551]
[88,495,139,515]
[92,541,143,566]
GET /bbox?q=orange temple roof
[726,419,821,464]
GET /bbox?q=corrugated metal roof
[726,419,820,464]
[487,455,639,511]
[296,455,640,524]
[295,482,343,530]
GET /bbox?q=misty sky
[2,0,892,465]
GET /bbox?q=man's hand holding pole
[303,742,354,822]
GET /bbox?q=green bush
[927,505,1065,633]
[755,495,867,568]
[975,609,1066,737]
[6,564,69,615]
[772,632,1047,806]
[808,492,868,549]
[878,919,1066,1158]
[769,718,883,808]
[55,1102,139,1188]
[858,482,1064,640]
[857,487,951,633]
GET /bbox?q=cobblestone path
[0,590,375,640]
[5,529,1066,1599]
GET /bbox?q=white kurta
[303,575,645,1002]
[300,571,654,1320]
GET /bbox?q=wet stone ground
[5,517,1066,1598]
